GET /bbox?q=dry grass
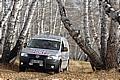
[0,60,120,80]
[70,60,93,73]
[43,60,120,80]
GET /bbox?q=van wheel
[19,65,26,72]
[55,62,62,73]
[64,60,69,71]
[64,64,69,71]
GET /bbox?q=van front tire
[55,61,62,73]
[64,60,69,71]
[64,64,69,71]
[19,65,26,72]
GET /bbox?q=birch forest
[0,0,120,79]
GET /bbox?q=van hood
[21,47,59,56]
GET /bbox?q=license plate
[30,60,43,66]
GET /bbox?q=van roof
[32,34,65,41]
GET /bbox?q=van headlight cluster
[47,55,58,59]
[21,53,28,57]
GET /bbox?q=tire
[54,61,62,73]
[19,65,26,72]
[64,64,69,71]
[64,60,69,71]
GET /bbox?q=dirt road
[0,60,119,80]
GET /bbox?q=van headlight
[47,55,58,59]
[21,53,28,57]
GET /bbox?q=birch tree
[105,0,120,70]
[11,0,30,49]
[56,0,103,69]
[1,0,13,27]
[56,0,120,70]
[40,0,47,34]
[83,0,91,47]
[11,0,30,48]
[2,0,23,63]
[4,0,37,62]
[88,0,100,52]
[52,5,59,34]
[0,0,2,20]
[37,1,41,35]
[0,0,119,71]
[0,0,14,54]
[49,0,53,34]
[99,0,107,68]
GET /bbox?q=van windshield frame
[27,39,61,50]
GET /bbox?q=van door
[61,41,69,69]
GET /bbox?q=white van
[19,34,69,73]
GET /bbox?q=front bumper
[20,55,60,70]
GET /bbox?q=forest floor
[0,60,120,80]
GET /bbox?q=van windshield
[27,39,60,50]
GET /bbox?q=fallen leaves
[0,60,119,80]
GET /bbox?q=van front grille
[28,54,48,60]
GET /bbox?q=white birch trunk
[12,0,31,46]
[74,44,78,60]
[0,0,14,55]
[99,0,107,67]
[25,28,31,44]
[1,0,14,28]
[105,0,119,70]
[3,0,23,56]
[99,0,120,24]
[19,0,37,38]
[83,0,91,47]
[59,21,63,35]
[5,0,37,62]
[52,5,59,34]
[41,0,47,34]
[58,0,66,36]
[0,0,2,20]
[50,0,53,34]
[56,0,103,69]
[37,1,41,35]
[88,0,100,52]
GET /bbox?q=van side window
[61,42,64,51]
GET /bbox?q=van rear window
[27,39,60,50]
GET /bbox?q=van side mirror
[62,47,68,52]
